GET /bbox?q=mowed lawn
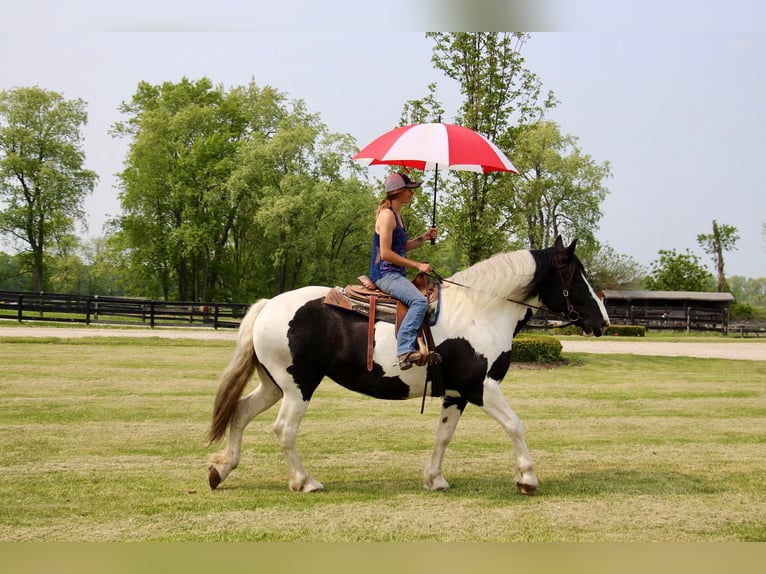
[0,335,764,541]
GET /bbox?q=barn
[599,289,735,334]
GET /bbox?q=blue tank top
[369,208,408,281]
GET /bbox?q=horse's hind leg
[208,374,282,489]
[272,389,324,493]
[479,379,539,495]
[423,395,466,491]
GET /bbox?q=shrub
[730,302,755,320]
[511,334,563,363]
[552,325,583,336]
[604,324,646,337]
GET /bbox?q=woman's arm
[377,212,432,273]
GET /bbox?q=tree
[113,78,375,301]
[728,275,766,307]
[696,220,739,292]
[0,86,97,290]
[403,32,558,264]
[508,121,611,249]
[112,78,240,301]
[0,251,29,290]
[578,241,645,290]
[644,249,714,292]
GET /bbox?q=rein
[430,256,581,326]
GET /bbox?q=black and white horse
[207,236,609,495]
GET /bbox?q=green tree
[78,235,129,295]
[578,241,646,290]
[0,251,30,290]
[112,78,240,301]
[113,77,375,301]
[644,248,714,292]
[404,32,558,264]
[728,275,766,307]
[509,121,611,249]
[696,220,739,292]
[0,86,97,290]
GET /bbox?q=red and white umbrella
[352,122,518,235]
[352,122,518,174]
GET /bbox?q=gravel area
[1,324,764,361]
[560,338,766,361]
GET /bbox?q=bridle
[430,254,582,326]
[554,252,581,324]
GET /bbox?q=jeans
[375,272,428,356]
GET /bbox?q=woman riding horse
[369,172,438,370]
[208,236,610,495]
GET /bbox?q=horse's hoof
[517,482,537,496]
[208,465,221,490]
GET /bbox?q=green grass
[0,336,764,541]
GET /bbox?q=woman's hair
[375,197,393,217]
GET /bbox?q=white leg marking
[480,379,538,493]
[209,378,282,486]
[272,389,324,493]
[423,398,463,491]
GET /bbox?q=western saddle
[324,272,442,372]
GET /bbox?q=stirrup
[395,351,422,370]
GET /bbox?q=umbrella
[352,121,518,240]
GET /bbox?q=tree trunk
[32,247,44,291]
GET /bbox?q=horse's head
[534,236,610,337]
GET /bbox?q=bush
[604,324,646,337]
[552,325,583,336]
[730,302,755,320]
[511,334,563,363]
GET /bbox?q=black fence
[604,305,730,334]
[521,307,735,335]
[0,290,250,330]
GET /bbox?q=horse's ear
[555,236,578,261]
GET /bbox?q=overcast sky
[2,1,765,279]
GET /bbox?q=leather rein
[429,254,582,326]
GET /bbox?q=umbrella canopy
[353,122,518,237]
[352,122,518,174]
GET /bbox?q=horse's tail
[207,298,268,445]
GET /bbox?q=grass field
[0,335,764,541]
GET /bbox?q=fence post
[17,293,23,322]
[150,301,155,328]
[86,296,92,325]
[213,305,220,330]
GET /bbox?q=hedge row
[553,324,646,337]
[511,334,563,363]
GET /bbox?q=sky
[1,1,765,279]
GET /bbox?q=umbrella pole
[431,166,438,245]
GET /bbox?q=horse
[207,236,609,495]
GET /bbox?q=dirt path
[2,324,764,361]
[560,338,766,361]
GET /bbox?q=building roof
[601,289,735,303]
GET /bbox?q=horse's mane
[446,250,539,308]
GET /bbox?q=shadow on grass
[530,469,721,498]
[207,468,721,503]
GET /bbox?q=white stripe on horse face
[581,270,610,326]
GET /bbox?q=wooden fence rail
[0,290,250,330]
[0,290,747,336]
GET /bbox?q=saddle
[324,272,441,373]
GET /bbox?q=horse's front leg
[208,379,282,489]
[423,394,467,491]
[479,379,538,495]
[272,390,324,493]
